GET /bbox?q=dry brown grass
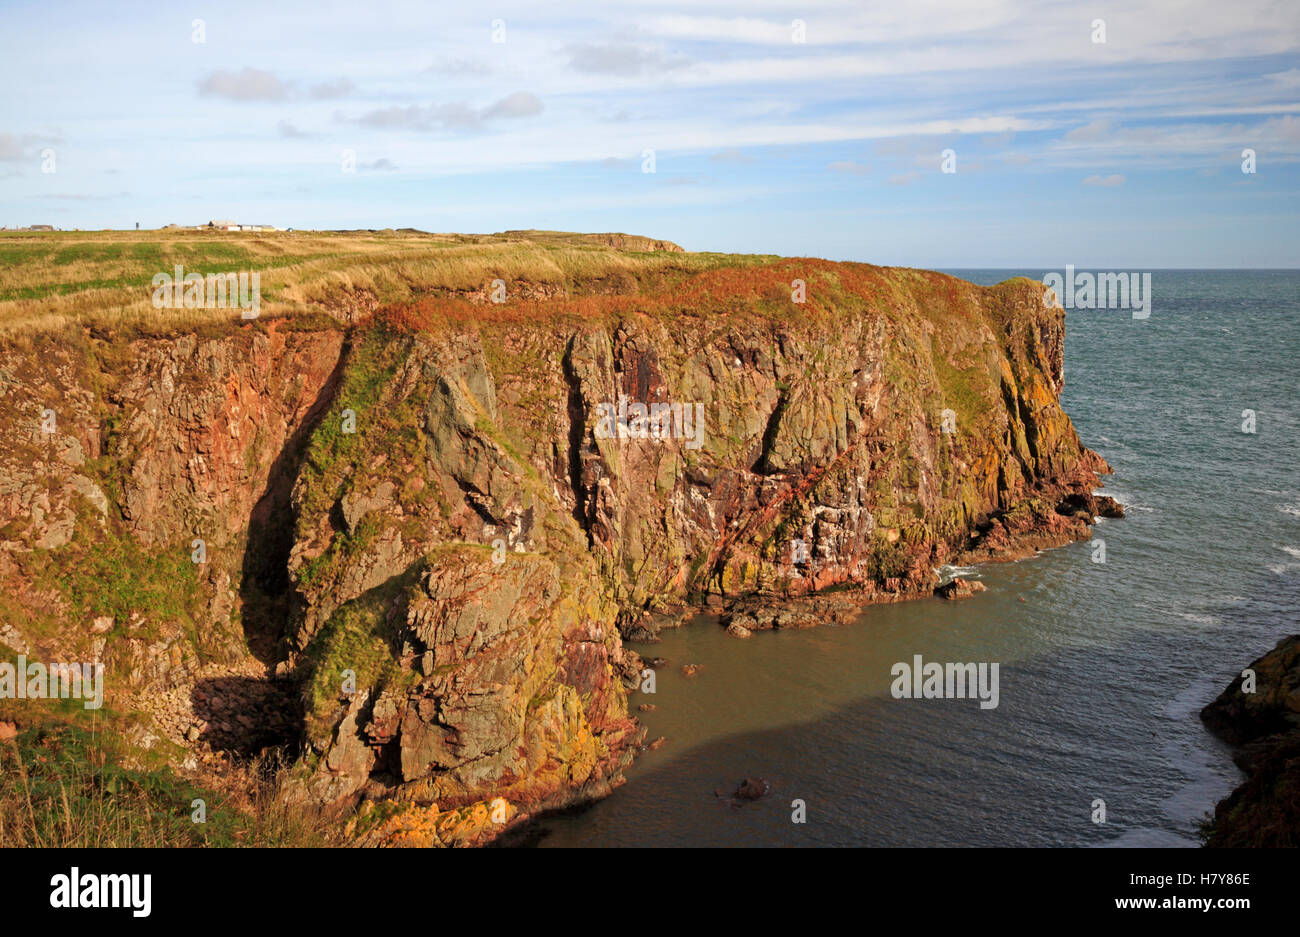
[0,228,763,335]
[0,710,342,847]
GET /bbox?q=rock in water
[725,621,753,639]
[935,577,988,600]
[1201,634,1300,744]
[1200,635,1300,846]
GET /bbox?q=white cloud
[310,78,354,99]
[0,132,59,161]
[425,58,491,77]
[481,91,543,119]
[348,92,542,132]
[197,68,291,102]
[566,42,690,76]
[1064,119,1114,143]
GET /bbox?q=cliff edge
[0,233,1117,844]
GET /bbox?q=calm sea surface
[530,270,1300,847]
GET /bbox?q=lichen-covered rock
[0,258,1117,842]
[0,324,347,683]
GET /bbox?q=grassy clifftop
[0,228,743,335]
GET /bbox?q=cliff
[0,232,1116,845]
[1201,635,1300,847]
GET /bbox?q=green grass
[0,228,736,334]
[21,516,206,651]
[0,701,338,847]
[295,329,411,527]
[931,345,994,428]
[301,568,419,742]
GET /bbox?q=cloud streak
[350,92,543,131]
[197,68,291,102]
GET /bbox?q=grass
[932,347,995,429]
[300,569,419,743]
[21,514,207,651]
[0,228,766,335]
[0,228,1030,343]
[0,701,339,847]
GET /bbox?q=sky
[1,0,1298,267]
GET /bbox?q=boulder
[725,621,753,639]
[935,577,988,600]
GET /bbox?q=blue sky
[1,0,1297,266]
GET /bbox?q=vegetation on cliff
[0,229,1116,846]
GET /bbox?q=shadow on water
[514,552,1299,848]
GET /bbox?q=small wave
[935,564,982,583]
[1093,435,1133,453]
[1277,501,1300,519]
[1103,490,1154,514]
[1281,546,1300,559]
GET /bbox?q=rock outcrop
[935,577,988,600]
[0,257,1116,842]
[1200,635,1300,847]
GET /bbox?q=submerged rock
[734,777,771,800]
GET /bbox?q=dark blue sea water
[533,270,1300,847]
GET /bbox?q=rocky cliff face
[1201,636,1300,847]
[0,258,1115,844]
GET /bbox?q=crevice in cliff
[453,476,499,527]
[560,338,593,546]
[240,333,353,667]
[752,392,788,475]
